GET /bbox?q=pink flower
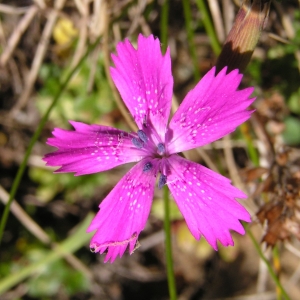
[44,34,254,263]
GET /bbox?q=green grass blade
[247,227,291,300]
[0,213,94,294]
[195,0,221,55]
[182,0,201,81]
[160,0,169,53]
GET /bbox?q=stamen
[143,162,153,172]
[142,115,148,127]
[137,130,148,143]
[132,137,143,148]
[158,174,167,189]
[157,143,165,155]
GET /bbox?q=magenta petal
[87,159,157,263]
[167,67,255,154]
[43,121,146,175]
[110,34,173,139]
[166,154,251,249]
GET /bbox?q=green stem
[0,36,101,246]
[182,0,200,81]
[247,227,290,300]
[273,245,283,300]
[160,4,176,298]
[240,123,259,166]
[160,0,169,53]
[195,0,221,55]
[163,185,177,300]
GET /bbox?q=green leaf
[282,116,300,146]
[288,89,300,115]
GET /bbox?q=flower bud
[216,0,271,73]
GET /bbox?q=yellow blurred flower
[53,17,78,46]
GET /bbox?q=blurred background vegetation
[0,0,300,299]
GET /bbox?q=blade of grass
[273,245,284,300]
[0,213,94,294]
[182,0,200,81]
[160,0,169,53]
[0,35,102,246]
[240,122,260,167]
[195,0,221,55]
[247,227,291,300]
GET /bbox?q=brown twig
[8,59,23,95]
[73,0,86,16]
[0,5,39,67]
[0,4,31,15]
[71,0,88,69]
[250,111,275,163]
[87,45,101,93]
[33,0,46,9]
[195,147,219,173]
[273,1,295,39]
[127,0,150,36]
[10,0,67,116]
[90,0,106,38]
[222,135,257,216]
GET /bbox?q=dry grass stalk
[33,0,46,9]
[0,4,31,15]
[222,0,235,35]
[273,1,295,39]
[127,0,150,36]
[0,5,39,67]
[207,0,225,43]
[11,0,67,116]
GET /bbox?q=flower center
[131,129,166,157]
[132,129,168,188]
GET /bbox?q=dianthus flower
[44,34,254,263]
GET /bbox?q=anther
[137,130,148,143]
[143,162,153,172]
[158,174,167,189]
[132,137,143,149]
[157,143,165,155]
